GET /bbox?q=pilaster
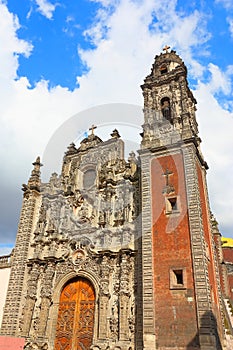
[140,151,156,349]
[182,144,218,348]
[20,262,40,336]
[1,157,42,336]
[38,261,55,338]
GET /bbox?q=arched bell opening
[161,97,172,123]
[54,276,96,350]
[160,64,168,74]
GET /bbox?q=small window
[170,268,186,289]
[169,197,177,211]
[174,270,183,284]
[166,197,179,214]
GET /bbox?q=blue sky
[0,0,233,255]
[7,0,98,89]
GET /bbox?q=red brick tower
[139,48,224,349]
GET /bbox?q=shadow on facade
[186,311,223,350]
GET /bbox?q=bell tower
[140,48,224,349]
[141,46,199,149]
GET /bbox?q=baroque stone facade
[0,49,229,349]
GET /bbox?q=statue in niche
[78,200,90,223]
[100,280,109,295]
[105,209,112,225]
[110,296,118,340]
[49,172,59,194]
[105,233,112,248]
[114,209,124,226]
[124,204,131,222]
[72,190,84,208]
[35,204,47,235]
[60,202,76,230]
[98,211,106,228]
[161,97,172,123]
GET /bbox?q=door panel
[54,278,95,350]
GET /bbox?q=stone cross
[163,45,170,53]
[89,124,97,135]
[163,168,173,186]
[162,168,175,194]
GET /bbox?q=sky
[0,0,233,255]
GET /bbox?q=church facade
[0,49,228,349]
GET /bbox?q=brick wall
[151,153,199,348]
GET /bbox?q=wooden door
[54,277,95,350]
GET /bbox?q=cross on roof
[163,45,170,53]
[89,124,97,135]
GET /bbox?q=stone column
[119,293,129,341]
[182,144,217,349]
[139,152,156,349]
[98,289,110,339]
[98,255,111,340]
[119,252,131,341]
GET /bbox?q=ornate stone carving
[40,262,55,299]
[24,341,48,350]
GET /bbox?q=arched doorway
[54,277,95,350]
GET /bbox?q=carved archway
[54,277,95,350]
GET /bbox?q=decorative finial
[65,142,77,155]
[31,156,43,177]
[32,156,43,169]
[27,156,43,193]
[89,124,97,135]
[163,45,170,53]
[111,129,121,139]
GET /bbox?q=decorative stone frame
[156,91,172,114]
[46,269,100,350]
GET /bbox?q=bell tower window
[161,97,172,122]
[160,64,168,74]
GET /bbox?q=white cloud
[215,0,233,37]
[0,2,32,80]
[206,63,232,94]
[0,246,13,256]
[227,17,233,37]
[78,0,211,106]
[195,82,233,236]
[90,0,119,7]
[0,0,232,242]
[215,0,233,10]
[35,0,56,20]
